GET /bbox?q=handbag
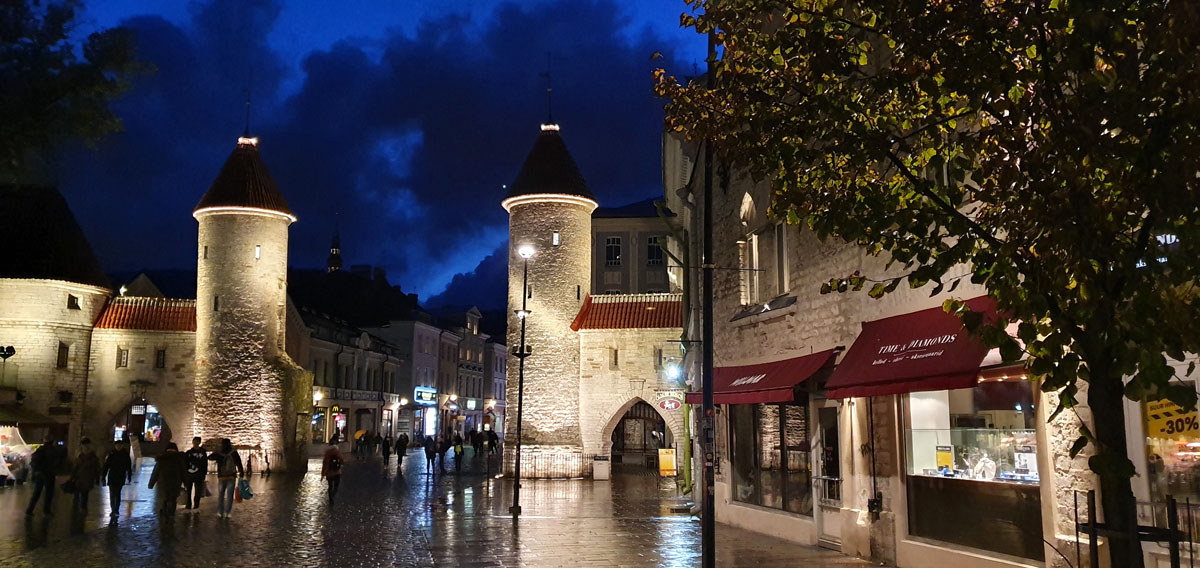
[237,478,254,500]
[234,483,242,503]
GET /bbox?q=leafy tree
[656,1,1200,565]
[0,0,145,182]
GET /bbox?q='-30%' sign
[1145,398,1200,440]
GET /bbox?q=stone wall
[85,328,196,446]
[505,198,594,476]
[0,278,110,451]
[194,211,293,464]
[578,327,686,458]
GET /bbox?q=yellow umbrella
[354,429,367,440]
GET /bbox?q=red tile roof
[95,297,197,332]
[194,138,294,218]
[570,294,683,331]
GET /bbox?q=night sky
[61,0,703,309]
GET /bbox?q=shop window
[155,349,166,369]
[729,396,812,516]
[312,407,328,444]
[1142,382,1200,511]
[647,236,664,266]
[606,237,622,266]
[56,342,69,368]
[67,294,80,310]
[739,235,761,305]
[902,379,1043,561]
[774,222,789,294]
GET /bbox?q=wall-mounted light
[449,394,458,402]
[665,363,682,381]
[518,245,536,259]
[399,397,409,406]
[313,391,323,402]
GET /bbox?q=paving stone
[0,450,871,567]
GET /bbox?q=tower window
[610,348,619,369]
[67,294,80,310]
[605,237,622,266]
[527,285,533,299]
[155,349,166,369]
[255,245,262,260]
[203,246,208,260]
[56,342,69,368]
[552,231,561,246]
[117,348,129,368]
[655,347,664,369]
[577,285,581,300]
[213,295,220,312]
[647,236,664,266]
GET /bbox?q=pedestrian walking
[68,437,101,511]
[25,436,59,517]
[183,437,208,510]
[101,439,133,522]
[373,432,383,458]
[438,437,451,473]
[453,433,464,472]
[487,430,499,455]
[382,435,393,466]
[207,438,244,518]
[321,436,344,503]
[424,436,437,472]
[395,434,407,472]
[148,442,185,518]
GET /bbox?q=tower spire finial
[540,52,554,124]
[243,88,252,137]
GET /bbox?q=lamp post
[0,346,15,387]
[510,244,535,519]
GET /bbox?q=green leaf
[1069,435,1089,458]
[1008,84,1025,103]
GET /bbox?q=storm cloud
[59,0,695,307]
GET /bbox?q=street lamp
[511,244,535,519]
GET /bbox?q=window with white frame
[117,347,129,368]
[740,234,761,304]
[605,237,622,266]
[774,222,789,294]
[646,236,664,266]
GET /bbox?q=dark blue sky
[62,0,703,309]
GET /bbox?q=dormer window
[67,294,80,310]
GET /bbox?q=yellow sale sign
[1145,398,1200,440]
[658,448,677,477]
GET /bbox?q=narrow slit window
[67,294,80,310]
[56,342,69,368]
[213,295,220,312]
[117,347,129,368]
[255,245,262,260]
[203,246,208,259]
[552,231,561,246]
[155,349,166,369]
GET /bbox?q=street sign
[658,448,677,477]
[658,398,682,411]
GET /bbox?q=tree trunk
[1088,366,1144,568]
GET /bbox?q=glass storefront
[312,407,328,444]
[1143,386,1200,505]
[729,396,812,516]
[903,379,1043,560]
[332,409,347,443]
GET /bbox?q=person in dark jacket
[148,442,186,517]
[321,436,344,503]
[438,437,451,473]
[25,436,59,517]
[207,438,243,518]
[395,434,408,471]
[452,433,464,472]
[373,432,383,458]
[423,436,437,472]
[183,437,207,510]
[69,437,101,511]
[101,440,134,522]
[382,435,393,466]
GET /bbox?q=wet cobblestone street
[0,450,868,567]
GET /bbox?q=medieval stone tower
[502,123,597,477]
[193,135,306,469]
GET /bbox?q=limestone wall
[194,211,291,460]
[85,328,196,446]
[505,199,593,464]
[0,278,109,451]
[578,328,686,458]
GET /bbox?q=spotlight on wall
[665,363,682,381]
[449,394,458,402]
[399,397,409,406]
[516,309,531,320]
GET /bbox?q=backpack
[329,452,343,473]
[218,451,239,477]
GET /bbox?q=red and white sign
[658,398,682,411]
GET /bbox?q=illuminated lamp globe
[400,397,409,406]
[517,245,536,259]
[665,363,682,381]
[313,391,323,402]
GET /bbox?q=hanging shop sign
[658,398,682,411]
[1145,397,1200,440]
[658,448,677,477]
[414,387,438,406]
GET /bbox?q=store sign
[131,405,146,416]
[1145,398,1200,440]
[656,389,684,401]
[414,387,438,406]
[466,399,477,411]
[874,333,959,365]
[658,398,682,411]
[658,448,677,477]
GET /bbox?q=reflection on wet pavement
[0,451,868,567]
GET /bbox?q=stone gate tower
[502,123,597,477]
[193,135,306,469]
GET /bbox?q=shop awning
[825,296,997,399]
[0,405,56,426]
[685,348,839,405]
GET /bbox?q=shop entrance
[610,401,671,469]
[114,399,172,456]
[815,402,843,548]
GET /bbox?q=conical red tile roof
[194,138,294,219]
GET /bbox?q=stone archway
[594,394,686,461]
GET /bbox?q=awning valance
[825,297,997,399]
[686,349,839,405]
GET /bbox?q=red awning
[686,349,839,405]
[825,297,998,399]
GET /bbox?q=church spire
[327,214,342,273]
